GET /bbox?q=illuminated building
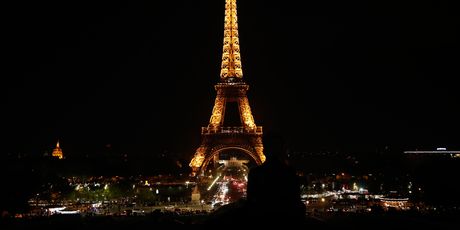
[218,157,249,169]
[380,197,411,210]
[51,140,64,159]
[189,0,265,176]
[404,148,460,158]
[191,186,201,203]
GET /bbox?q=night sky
[4,0,459,158]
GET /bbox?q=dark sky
[3,0,459,158]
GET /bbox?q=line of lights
[207,175,221,191]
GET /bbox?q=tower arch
[199,145,263,177]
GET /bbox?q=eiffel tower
[189,0,265,176]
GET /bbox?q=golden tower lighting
[189,0,265,176]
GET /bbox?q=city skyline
[4,0,459,158]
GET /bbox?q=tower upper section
[220,0,243,81]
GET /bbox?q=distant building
[404,148,460,158]
[52,140,64,159]
[218,157,249,169]
[191,185,201,204]
[380,197,411,210]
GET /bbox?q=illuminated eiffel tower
[189,0,265,176]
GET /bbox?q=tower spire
[220,0,243,80]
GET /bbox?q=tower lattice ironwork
[189,0,265,176]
